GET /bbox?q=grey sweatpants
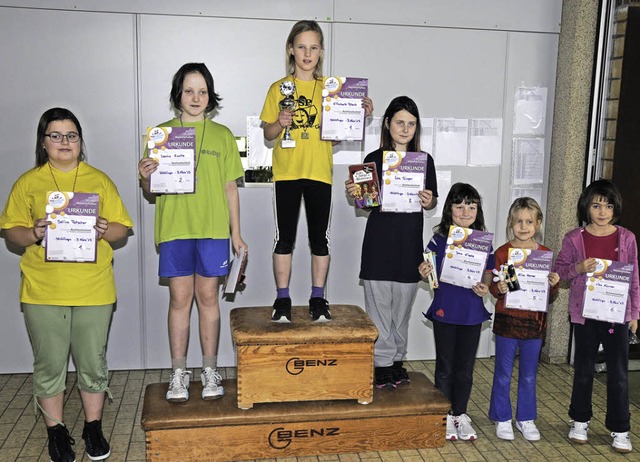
[363,280,418,367]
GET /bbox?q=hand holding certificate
[380,151,427,213]
[224,247,248,295]
[582,259,632,324]
[422,251,439,289]
[320,77,368,141]
[505,248,553,312]
[439,226,493,289]
[146,126,196,194]
[44,191,99,263]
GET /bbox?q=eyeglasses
[44,132,81,143]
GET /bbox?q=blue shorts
[158,239,230,278]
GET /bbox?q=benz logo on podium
[285,357,338,375]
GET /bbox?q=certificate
[44,191,99,263]
[147,126,196,194]
[505,248,553,312]
[439,226,493,289]
[224,247,247,295]
[380,151,427,213]
[320,77,367,141]
[582,259,632,324]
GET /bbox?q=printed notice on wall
[514,87,547,136]
[363,116,382,157]
[469,118,502,166]
[420,117,435,159]
[247,116,273,168]
[511,186,543,205]
[512,137,544,185]
[435,118,468,166]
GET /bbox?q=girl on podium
[261,20,373,323]
[345,96,437,389]
[138,63,247,404]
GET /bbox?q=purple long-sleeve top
[554,226,640,324]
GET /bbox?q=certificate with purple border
[44,191,99,263]
[147,126,196,194]
[320,77,367,141]
[439,226,493,289]
[582,259,632,324]
[380,151,427,213]
[505,248,553,311]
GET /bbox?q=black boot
[82,420,111,461]
[47,424,76,462]
[392,360,411,385]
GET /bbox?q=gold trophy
[279,80,297,148]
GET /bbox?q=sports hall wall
[0,1,562,372]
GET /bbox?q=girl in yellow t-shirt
[260,20,372,323]
[0,107,132,462]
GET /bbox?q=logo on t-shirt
[292,93,319,130]
[201,149,220,158]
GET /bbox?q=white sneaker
[611,431,632,453]
[446,414,458,441]
[568,420,589,444]
[495,420,514,440]
[516,420,541,441]
[201,367,224,400]
[166,368,191,402]
[455,413,477,441]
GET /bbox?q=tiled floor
[1,359,638,461]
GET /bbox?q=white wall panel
[0,0,334,22]
[334,0,562,33]
[0,2,562,371]
[0,7,142,371]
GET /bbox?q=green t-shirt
[0,162,133,305]
[150,118,244,245]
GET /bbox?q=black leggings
[273,179,332,256]
[432,319,482,415]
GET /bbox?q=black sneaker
[374,366,396,389]
[272,297,292,323]
[47,424,76,462]
[392,361,410,385]
[309,297,332,322]
[82,420,111,461]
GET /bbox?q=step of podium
[141,372,450,461]
[230,304,378,409]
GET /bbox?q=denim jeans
[488,335,542,422]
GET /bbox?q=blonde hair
[286,20,324,79]
[506,197,544,242]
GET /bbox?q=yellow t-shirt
[0,162,133,305]
[260,76,333,184]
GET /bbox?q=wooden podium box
[230,305,378,409]
[141,372,450,461]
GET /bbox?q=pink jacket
[554,226,640,324]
